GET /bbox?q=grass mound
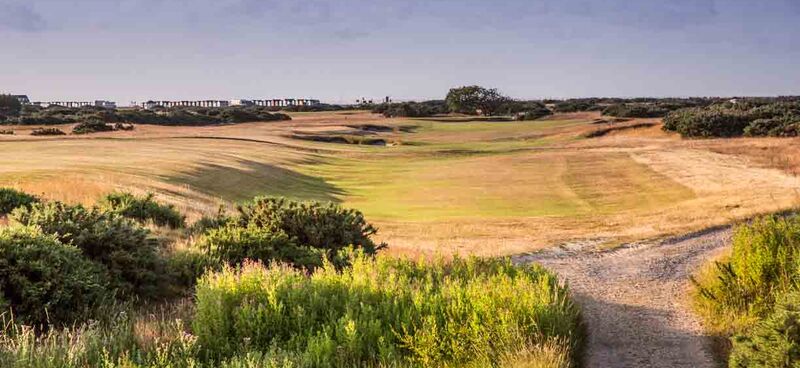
[193,254,584,367]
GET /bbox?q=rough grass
[193,254,584,367]
[691,214,800,361]
[0,256,582,368]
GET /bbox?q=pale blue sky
[1,0,799,105]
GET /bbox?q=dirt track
[516,227,731,367]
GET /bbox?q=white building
[34,101,93,108]
[95,100,117,109]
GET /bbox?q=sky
[1,0,799,105]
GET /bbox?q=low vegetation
[0,188,39,215]
[692,214,800,365]
[372,100,449,117]
[202,197,385,269]
[3,105,291,127]
[30,127,66,136]
[11,201,167,300]
[0,226,107,327]
[664,100,800,138]
[0,187,584,367]
[601,103,669,118]
[72,120,135,134]
[194,254,584,367]
[102,192,186,228]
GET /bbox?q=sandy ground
[516,227,731,367]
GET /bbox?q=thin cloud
[0,2,46,32]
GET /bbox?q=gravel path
[515,227,731,368]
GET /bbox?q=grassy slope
[1,111,797,256]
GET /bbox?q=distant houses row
[140,98,320,109]
[12,95,117,109]
[10,95,321,110]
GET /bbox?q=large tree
[445,86,509,116]
[0,95,22,117]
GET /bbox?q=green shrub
[72,120,115,134]
[516,109,552,121]
[200,225,325,270]
[166,248,215,292]
[193,254,584,366]
[664,102,800,138]
[190,206,233,235]
[372,100,449,118]
[663,107,752,138]
[102,192,186,228]
[694,216,800,324]
[601,103,669,118]
[729,291,800,367]
[11,202,165,299]
[30,127,66,136]
[0,226,107,326]
[236,197,385,256]
[0,188,39,215]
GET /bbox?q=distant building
[12,95,30,104]
[230,99,255,106]
[141,100,230,109]
[33,101,92,108]
[95,100,117,109]
[141,98,320,110]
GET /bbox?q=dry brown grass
[704,138,800,177]
[2,110,800,257]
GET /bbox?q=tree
[0,94,22,117]
[445,86,509,116]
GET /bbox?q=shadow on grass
[163,158,344,203]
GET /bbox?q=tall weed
[193,253,584,367]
